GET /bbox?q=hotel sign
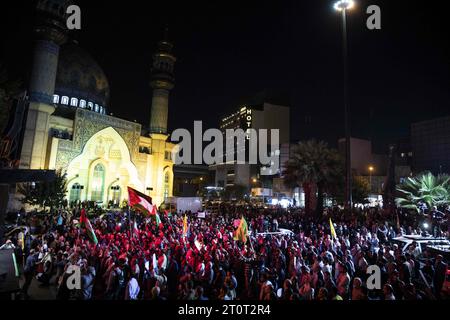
[243,107,252,140]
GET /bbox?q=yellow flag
[233,217,248,243]
[182,214,188,237]
[330,218,337,240]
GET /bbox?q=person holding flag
[234,216,249,244]
[127,186,162,226]
[79,207,98,245]
[182,214,189,238]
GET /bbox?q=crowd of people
[1,204,449,301]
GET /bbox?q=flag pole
[128,205,132,238]
[248,228,255,257]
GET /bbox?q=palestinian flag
[233,217,248,243]
[128,187,153,212]
[153,206,162,226]
[80,208,98,244]
[128,187,162,225]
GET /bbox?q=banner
[197,212,206,219]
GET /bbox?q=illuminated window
[88,102,93,110]
[164,172,170,199]
[111,186,121,204]
[61,96,69,105]
[53,95,59,104]
[99,106,103,114]
[70,97,78,107]
[79,100,86,108]
[91,164,105,202]
[69,183,82,203]
[95,104,99,112]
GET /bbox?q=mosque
[17,0,176,207]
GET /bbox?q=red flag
[128,187,162,225]
[80,207,87,224]
[128,187,152,205]
[128,186,154,216]
[79,208,98,244]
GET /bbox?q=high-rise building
[411,116,450,174]
[211,97,290,190]
[338,137,388,195]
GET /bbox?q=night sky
[2,0,450,152]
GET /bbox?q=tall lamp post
[334,0,355,211]
[369,166,374,193]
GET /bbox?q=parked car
[257,228,295,237]
[392,235,450,259]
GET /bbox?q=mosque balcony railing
[51,129,72,141]
[139,146,152,155]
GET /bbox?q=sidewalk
[19,275,57,300]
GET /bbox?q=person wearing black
[430,206,445,237]
[22,249,38,299]
[433,255,447,298]
[388,270,405,300]
[106,259,126,300]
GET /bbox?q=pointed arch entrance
[66,126,144,204]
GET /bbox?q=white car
[257,228,295,237]
[392,235,450,255]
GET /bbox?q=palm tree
[396,172,450,212]
[283,140,343,216]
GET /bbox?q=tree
[352,176,371,204]
[396,172,450,212]
[18,170,68,213]
[330,175,370,205]
[283,140,343,216]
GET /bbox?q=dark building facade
[411,116,450,174]
[173,164,211,197]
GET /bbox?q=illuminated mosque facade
[18,0,176,206]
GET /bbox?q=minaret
[147,28,176,206]
[20,0,69,169]
[149,28,176,135]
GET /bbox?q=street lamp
[334,0,355,211]
[106,177,120,205]
[369,166,374,192]
[334,0,355,11]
